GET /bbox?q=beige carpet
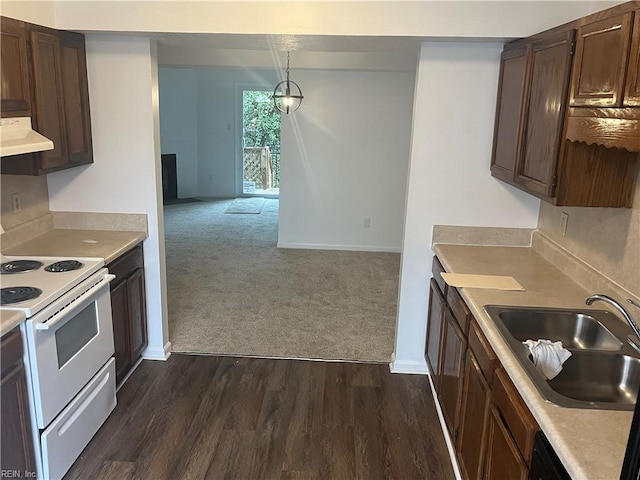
[163,198,400,362]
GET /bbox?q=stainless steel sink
[484,305,639,410]
[492,308,623,351]
[548,353,640,406]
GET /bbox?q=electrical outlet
[560,212,569,237]
[11,193,21,214]
[364,218,371,228]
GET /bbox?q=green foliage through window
[243,90,280,150]
[243,90,281,189]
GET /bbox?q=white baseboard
[277,242,401,253]
[142,341,172,361]
[389,353,429,374]
[427,373,463,480]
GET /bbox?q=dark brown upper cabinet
[490,45,529,185]
[0,17,31,117]
[569,13,634,107]
[515,31,574,199]
[490,29,574,202]
[59,31,93,167]
[564,7,640,153]
[491,2,640,208]
[30,29,69,171]
[1,18,93,175]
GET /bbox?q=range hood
[0,117,54,157]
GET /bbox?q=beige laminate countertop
[0,310,26,337]
[433,243,632,480]
[3,229,146,265]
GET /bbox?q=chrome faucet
[586,294,640,340]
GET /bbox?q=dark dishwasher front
[529,431,571,480]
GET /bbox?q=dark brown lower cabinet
[426,255,540,480]
[426,278,445,381]
[484,406,529,480]
[456,352,491,480]
[108,244,147,386]
[438,308,467,439]
[127,268,147,362]
[1,328,36,475]
[110,279,130,382]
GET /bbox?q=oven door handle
[35,273,116,331]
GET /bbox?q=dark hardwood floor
[65,355,454,480]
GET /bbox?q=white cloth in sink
[523,339,572,380]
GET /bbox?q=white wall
[0,1,55,26]
[391,42,541,374]
[158,68,199,198]
[47,35,170,361]
[196,68,279,198]
[49,1,605,39]
[278,68,414,252]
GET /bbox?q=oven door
[23,269,115,428]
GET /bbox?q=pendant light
[272,51,303,114]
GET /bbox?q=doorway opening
[242,90,281,197]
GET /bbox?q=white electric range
[0,255,117,480]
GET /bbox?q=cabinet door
[110,279,132,384]
[127,268,147,362]
[0,17,31,117]
[30,30,68,171]
[490,45,529,184]
[483,406,528,480]
[623,13,640,106]
[1,365,36,474]
[1,331,36,475]
[438,308,467,440]
[457,352,491,480]
[426,278,445,382]
[569,13,634,107]
[516,30,574,198]
[59,31,93,166]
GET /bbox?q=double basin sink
[484,305,640,410]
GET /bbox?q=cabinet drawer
[107,244,143,282]
[468,320,498,386]
[1,328,23,377]
[446,286,471,335]
[492,368,538,465]
[432,256,447,295]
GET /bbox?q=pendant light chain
[286,51,291,81]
